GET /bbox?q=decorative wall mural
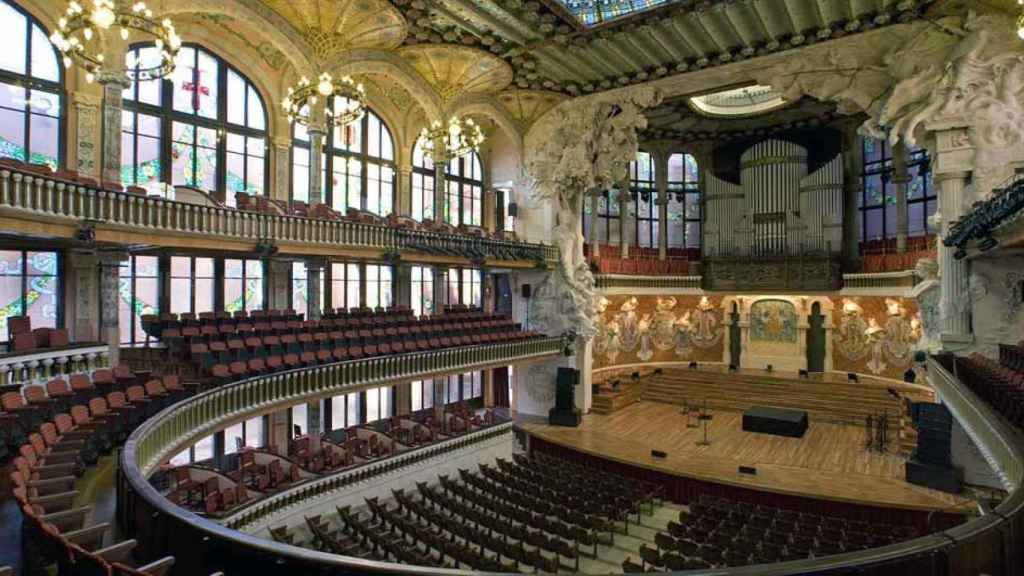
[593,295,724,367]
[835,296,922,376]
[749,300,797,343]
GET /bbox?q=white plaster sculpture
[524,87,662,339]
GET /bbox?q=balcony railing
[841,271,919,292]
[0,168,558,264]
[222,421,515,532]
[594,274,703,290]
[0,343,108,388]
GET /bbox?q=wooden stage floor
[520,402,972,513]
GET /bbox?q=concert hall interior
[0,0,1023,575]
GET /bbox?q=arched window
[121,44,268,205]
[0,0,62,169]
[445,152,483,226]
[291,101,395,216]
[860,137,935,243]
[668,152,701,249]
[630,152,657,248]
[411,137,434,221]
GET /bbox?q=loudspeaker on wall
[521,284,532,299]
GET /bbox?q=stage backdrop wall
[592,294,922,381]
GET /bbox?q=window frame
[122,42,269,200]
[223,258,264,313]
[169,255,215,315]
[667,152,701,250]
[411,137,435,221]
[444,152,484,227]
[118,255,159,345]
[0,0,65,170]
[0,248,61,344]
[630,151,658,248]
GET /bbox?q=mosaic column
[307,124,326,207]
[307,400,322,453]
[99,72,131,185]
[394,263,412,310]
[397,164,413,217]
[840,120,863,271]
[433,137,447,224]
[588,193,600,261]
[892,144,910,253]
[267,259,292,311]
[305,258,324,321]
[273,137,291,202]
[98,251,128,366]
[68,250,99,343]
[619,182,631,259]
[71,91,101,177]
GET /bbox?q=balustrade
[0,343,108,388]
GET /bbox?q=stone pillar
[99,73,130,185]
[576,338,593,413]
[307,124,327,207]
[482,271,494,313]
[273,138,291,202]
[397,164,413,217]
[483,369,495,408]
[98,251,127,365]
[267,259,292,311]
[432,266,447,313]
[66,251,99,343]
[483,189,497,233]
[656,152,669,260]
[305,259,324,320]
[936,170,973,344]
[433,140,447,224]
[892,144,910,253]
[71,91,101,178]
[588,193,601,260]
[619,183,631,259]
[307,400,321,452]
[270,409,290,456]
[394,263,413,309]
[840,120,863,271]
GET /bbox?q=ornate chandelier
[283,73,366,128]
[49,0,181,83]
[418,116,485,162]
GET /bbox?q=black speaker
[728,364,738,372]
[293,424,302,438]
[766,364,773,372]
[798,369,808,379]
[738,466,757,476]
[508,202,518,217]
[555,367,579,411]
[521,284,532,299]
[689,361,698,369]
[848,372,859,382]
[651,449,667,459]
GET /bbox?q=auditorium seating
[142,306,544,386]
[942,351,1024,429]
[639,493,921,569]
[3,364,186,574]
[281,450,664,572]
[584,244,697,276]
[857,236,936,273]
[3,315,71,352]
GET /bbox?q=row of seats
[949,352,1024,429]
[0,157,147,195]
[636,493,921,572]
[5,315,70,352]
[8,365,189,575]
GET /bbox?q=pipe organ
[703,139,844,290]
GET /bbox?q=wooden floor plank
[520,402,973,513]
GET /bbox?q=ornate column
[483,189,497,233]
[588,193,600,261]
[433,136,447,223]
[267,259,292,310]
[840,119,862,271]
[67,251,99,343]
[927,122,974,347]
[98,251,127,365]
[482,271,494,313]
[99,72,131,185]
[482,369,495,408]
[652,147,670,260]
[305,258,325,321]
[431,266,447,313]
[395,382,411,416]
[892,144,910,253]
[396,164,413,217]
[270,409,290,456]
[71,91,102,177]
[307,124,327,207]
[394,262,412,309]
[273,137,291,202]
[306,400,321,453]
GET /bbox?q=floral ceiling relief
[593,295,723,368]
[835,298,922,376]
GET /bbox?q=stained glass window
[291,101,395,216]
[123,44,267,202]
[630,152,657,248]
[169,256,214,315]
[445,152,483,227]
[224,258,263,313]
[668,152,701,249]
[365,264,393,310]
[445,268,481,308]
[119,256,159,345]
[0,0,62,170]
[329,262,360,311]
[291,261,324,315]
[0,250,58,343]
[411,265,433,317]
[860,138,934,243]
[555,0,669,26]
[411,137,435,221]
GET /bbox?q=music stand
[683,400,699,428]
[696,401,713,446]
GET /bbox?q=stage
[519,401,973,514]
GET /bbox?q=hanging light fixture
[418,116,485,162]
[50,0,181,83]
[282,73,366,128]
